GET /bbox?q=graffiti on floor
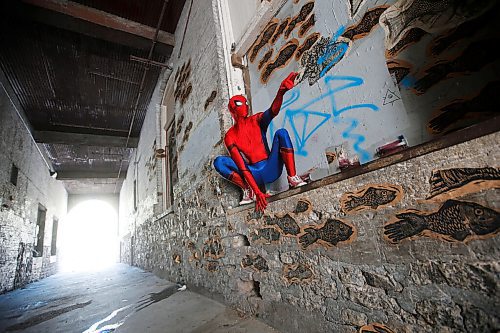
[174,59,192,105]
[241,254,269,272]
[283,263,314,284]
[384,199,500,244]
[340,184,403,214]
[359,322,395,333]
[427,167,500,199]
[298,218,357,250]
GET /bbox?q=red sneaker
[288,175,307,188]
[239,187,255,205]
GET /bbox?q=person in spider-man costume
[214,72,306,211]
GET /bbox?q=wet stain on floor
[5,300,92,331]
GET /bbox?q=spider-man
[214,72,306,211]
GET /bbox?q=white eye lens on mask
[245,101,248,105]
[234,101,243,106]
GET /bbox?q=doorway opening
[60,200,119,272]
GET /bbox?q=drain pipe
[114,0,169,192]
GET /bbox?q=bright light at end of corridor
[60,200,119,272]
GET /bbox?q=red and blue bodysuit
[214,72,304,211]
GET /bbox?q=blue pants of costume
[213,129,293,186]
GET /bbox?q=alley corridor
[0,264,279,333]
[1,0,499,332]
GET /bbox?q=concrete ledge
[228,116,500,215]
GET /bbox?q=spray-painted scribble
[379,0,494,50]
[383,89,401,106]
[270,75,379,161]
[299,26,350,85]
[427,167,500,199]
[384,200,500,243]
[342,6,389,41]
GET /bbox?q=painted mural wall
[246,0,499,192]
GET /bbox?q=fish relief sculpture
[427,167,500,200]
[384,200,500,243]
[298,218,357,249]
[341,184,403,214]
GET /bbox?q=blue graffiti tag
[317,26,349,79]
[269,75,379,162]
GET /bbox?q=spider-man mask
[228,95,249,119]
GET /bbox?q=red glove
[255,191,271,212]
[279,72,298,93]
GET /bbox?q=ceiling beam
[22,0,175,46]
[33,131,138,148]
[56,171,126,179]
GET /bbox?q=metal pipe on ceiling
[114,0,170,193]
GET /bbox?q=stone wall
[0,82,67,293]
[127,131,499,333]
[118,0,500,332]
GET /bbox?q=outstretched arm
[225,136,270,211]
[270,72,298,116]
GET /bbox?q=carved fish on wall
[427,167,500,199]
[341,184,403,213]
[384,199,500,243]
[298,218,356,249]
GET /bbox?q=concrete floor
[0,264,280,333]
